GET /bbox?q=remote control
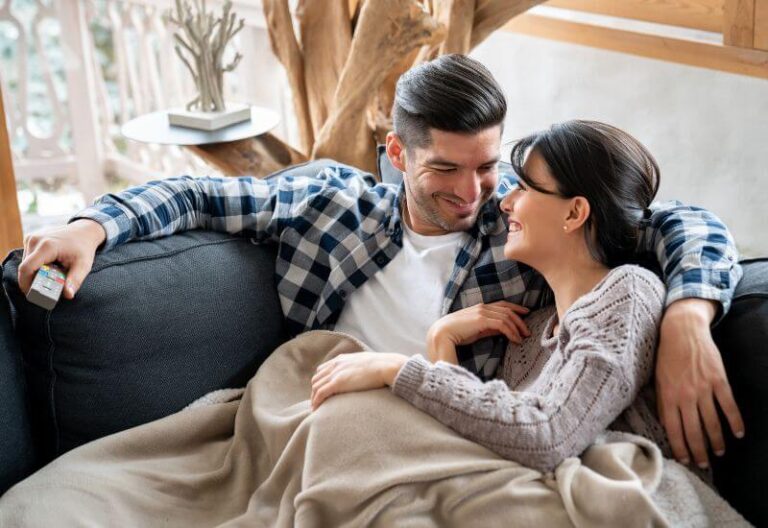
[26,263,67,310]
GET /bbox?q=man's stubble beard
[405,178,492,233]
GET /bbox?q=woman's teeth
[509,221,522,232]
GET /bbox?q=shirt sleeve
[392,268,665,472]
[640,200,742,322]
[69,167,369,251]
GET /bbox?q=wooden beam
[724,0,755,47]
[186,133,308,178]
[754,0,768,50]
[546,0,723,33]
[0,83,23,258]
[503,13,768,80]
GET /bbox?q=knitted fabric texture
[392,265,668,472]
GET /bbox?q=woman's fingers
[311,376,336,409]
[476,312,521,344]
[491,301,530,314]
[480,306,529,339]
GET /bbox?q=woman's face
[500,149,573,267]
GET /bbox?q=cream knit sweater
[392,265,669,472]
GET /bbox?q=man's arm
[19,167,365,298]
[641,201,745,469]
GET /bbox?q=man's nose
[455,172,482,203]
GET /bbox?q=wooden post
[724,0,755,48]
[0,83,23,258]
[754,0,768,50]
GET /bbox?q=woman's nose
[500,189,517,213]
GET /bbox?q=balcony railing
[1,0,294,230]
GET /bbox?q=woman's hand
[310,352,408,410]
[427,301,530,364]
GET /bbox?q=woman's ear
[385,132,407,172]
[564,196,590,231]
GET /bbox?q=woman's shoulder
[568,265,666,327]
[602,264,666,299]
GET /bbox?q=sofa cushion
[0,267,37,495]
[712,258,768,526]
[2,230,289,462]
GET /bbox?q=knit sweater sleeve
[391,265,666,472]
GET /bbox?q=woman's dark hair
[392,54,507,149]
[509,120,661,268]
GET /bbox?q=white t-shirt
[333,223,469,356]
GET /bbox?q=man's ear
[564,196,590,231]
[386,132,407,172]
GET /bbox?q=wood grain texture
[754,0,768,50]
[504,13,768,79]
[547,0,723,33]
[262,0,314,155]
[0,84,23,257]
[186,133,308,177]
[311,0,446,173]
[471,0,548,48]
[297,0,352,136]
[724,0,755,47]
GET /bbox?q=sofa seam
[89,235,244,274]
[43,308,59,456]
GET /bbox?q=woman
[310,120,670,472]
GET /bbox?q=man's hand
[18,219,106,300]
[310,352,408,410]
[655,298,745,469]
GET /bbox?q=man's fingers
[17,242,57,295]
[660,403,690,464]
[681,404,709,468]
[699,395,725,456]
[712,381,745,440]
[61,259,91,299]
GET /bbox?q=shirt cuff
[391,354,430,400]
[69,204,134,252]
[665,264,744,325]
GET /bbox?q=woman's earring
[563,225,568,231]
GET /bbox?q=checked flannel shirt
[72,163,742,380]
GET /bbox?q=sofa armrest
[0,262,37,495]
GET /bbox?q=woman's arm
[393,267,665,472]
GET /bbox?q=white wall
[471,31,768,257]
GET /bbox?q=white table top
[120,106,280,146]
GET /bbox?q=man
[18,55,743,472]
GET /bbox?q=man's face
[387,126,502,236]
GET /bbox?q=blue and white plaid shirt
[73,163,742,380]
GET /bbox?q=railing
[1,0,293,226]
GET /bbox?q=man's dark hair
[392,54,507,149]
[510,120,661,268]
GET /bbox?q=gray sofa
[1,167,766,525]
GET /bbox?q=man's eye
[434,167,456,173]
[479,165,496,172]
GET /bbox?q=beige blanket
[0,331,749,527]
